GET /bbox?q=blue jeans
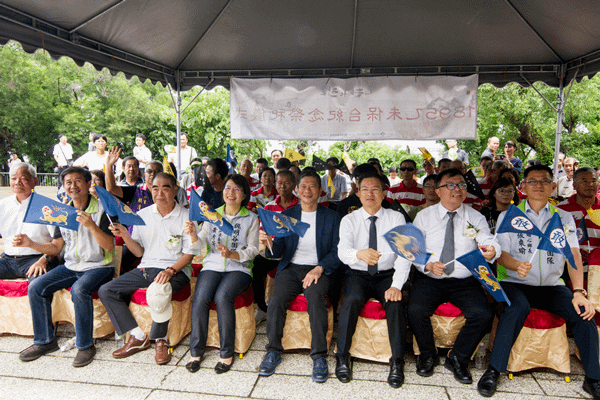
[28,265,114,350]
[189,270,252,358]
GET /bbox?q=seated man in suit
[336,171,410,388]
[408,168,499,385]
[258,170,341,383]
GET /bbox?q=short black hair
[298,170,321,189]
[135,133,146,141]
[275,157,292,170]
[61,166,92,183]
[435,168,465,187]
[438,158,452,167]
[489,177,520,209]
[93,133,107,143]
[352,163,379,179]
[523,164,553,180]
[574,167,599,181]
[276,170,296,186]
[357,172,386,191]
[223,174,251,208]
[326,157,339,165]
[122,156,139,167]
[256,158,268,165]
[207,158,229,181]
[400,159,417,169]
[259,167,276,180]
[422,174,437,186]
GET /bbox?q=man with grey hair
[0,162,56,280]
[555,157,579,199]
[481,136,500,160]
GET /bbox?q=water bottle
[60,336,76,352]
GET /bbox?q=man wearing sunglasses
[385,159,425,208]
[408,168,498,385]
[479,165,599,399]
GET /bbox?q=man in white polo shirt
[98,172,195,365]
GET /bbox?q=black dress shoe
[335,353,352,383]
[444,352,472,384]
[388,358,405,388]
[583,376,600,400]
[416,354,439,377]
[477,367,500,397]
[186,360,201,373]
[215,360,233,374]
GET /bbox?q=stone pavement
[0,186,595,400]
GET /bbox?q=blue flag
[189,188,234,236]
[226,144,237,174]
[456,249,511,306]
[94,186,146,226]
[383,223,431,265]
[23,192,79,231]
[496,204,544,238]
[56,190,71,203]
[577,216,589,244]
[538,212,577,270]
[258,208,310,238]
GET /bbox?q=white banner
[230,75,478,141]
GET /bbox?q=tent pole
[176,75,182,176]
[552,77,564,178]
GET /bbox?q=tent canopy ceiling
[1,0,600,91]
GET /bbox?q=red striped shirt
[385,180,425,207]
[557,195,600,252]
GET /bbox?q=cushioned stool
[0,279,58,336]
[413,302,466,355]
[53,287,115,338]
[128,283,192,346]
[281,294,334,351]
[264,268,276,305]
[505,309,570,374]
[205,287,256,354]
[348,298,391,362]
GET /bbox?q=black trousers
[266,264,330,360]
[251,254,279,312]
[408,271,493,363]
[336,268,407,361]
[489,282,600,379]
[98,268,189,339]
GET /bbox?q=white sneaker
[255,308,267,324]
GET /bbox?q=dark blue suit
[265,205,341,359]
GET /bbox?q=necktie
[368,216,378,275]
[441,211,456,275]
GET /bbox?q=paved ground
[0,186,595,400]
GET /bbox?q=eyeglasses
[438,183,467,190]
[223,187,242,193]
[575,180,599,185]
[497,189,515,195]
[145,169,160,174]
[523,179,552,186]
[399,166,415,172]
[423,184,436,189]
[359,188,383,194]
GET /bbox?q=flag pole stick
[528,249,537,264]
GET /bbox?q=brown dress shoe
[155,339,171,365]
[112,335,150,359]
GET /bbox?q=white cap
[146,282,173,323]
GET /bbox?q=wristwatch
[573,288,588,297]
[43,255,52,262]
